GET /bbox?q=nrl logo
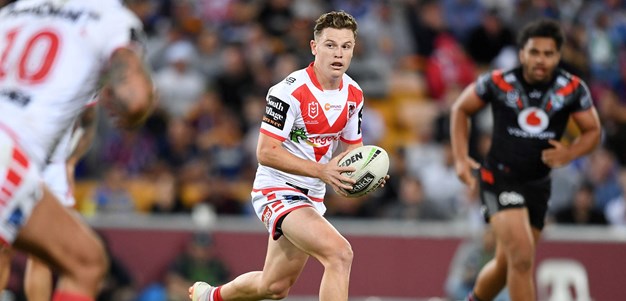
[308,102,318,118]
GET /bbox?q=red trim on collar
[305,62,343,91]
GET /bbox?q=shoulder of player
[342,73,363,92]
[478,68,518,92]
[268,68,308,96]
[553,68,589,95]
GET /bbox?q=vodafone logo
[517,107,549,134]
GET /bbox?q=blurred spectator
[464,8,515,67]
[94,166,136,214]
[417,140,466,218]
[257,0,294,38]
[605,168,626,226]
[149,168,187,214]
[212,43,256,124]
[552,182,608,225]
[193,27,223,82]
[101,129,158,175]
[384,175,451,221]
[165,233,229,301]
[442,0,484,43]
[157,118,200,170]
[154,40,206,118]
[587,11,621,86]
[598,56,626,166]
[424,34,477,101]
[581,147,622,210]
[445,227,510,301]
[406,0,448,59]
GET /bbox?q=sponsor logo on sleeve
[263,96,290,130]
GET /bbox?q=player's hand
[378,174,391,188]
[321,150,356,197]
[455,157,480,190]
[542,139,572,168]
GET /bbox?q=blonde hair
[313,11,358,40]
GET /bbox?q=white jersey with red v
[255,63,364,199]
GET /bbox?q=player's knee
[509,249,534,273]
[325,240,353,271]
[264,279,292,300]
[73,236,109,285]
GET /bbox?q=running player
[450,19,601,301]
[0,1,154,300]
[190,11,386,301]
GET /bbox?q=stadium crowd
[3,0,626,227]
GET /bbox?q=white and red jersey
[0,0,142,167]
[254,63,364,200]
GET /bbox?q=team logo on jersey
[263,96,290,130]
[290,127,307,143]
[308,102,319,118]
[517,107,549,134]
[506,90,519,106]
[347,101,357,118]
[550,94,565,111]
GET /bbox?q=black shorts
[477,167,551,230]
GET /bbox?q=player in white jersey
[0,1,154,300]
[190,11,387,301]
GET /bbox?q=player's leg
[24,255,54,301]
[489,208,536,301]
[191,215,311,300]
[0,247,12,292]
[280,207,353,300]
[471,236,507,300]
[13,186,108,300]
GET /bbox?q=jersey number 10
[0,28,60,84]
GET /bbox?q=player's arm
[100,47,155,129]
[450,83,486,189]
[541,107,601,168]
[67,105,97,167]
[256,134,356,195]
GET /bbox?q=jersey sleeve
[573,80,594,112]
[259,85,299,142]
[97,6,145,62]
[474,71,495,103]
[340,86,364,144]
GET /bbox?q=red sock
[52,291,94,301]
[213,286,223,301]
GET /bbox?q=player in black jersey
[450,19,601,301]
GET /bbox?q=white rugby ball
[338,145,390,198]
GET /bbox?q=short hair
[313,11,358,40]
[517,19,565,50]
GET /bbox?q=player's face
[311,28,355,81]
[519,37,561,84]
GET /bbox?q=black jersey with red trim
[475,67,593,181]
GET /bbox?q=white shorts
[251,186,326,240]
[42,161,75,207]
[0,127,42,246]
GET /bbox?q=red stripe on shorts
[6,169,22,187]
[12,148,29,168]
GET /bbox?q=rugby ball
[338,145,390,198]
